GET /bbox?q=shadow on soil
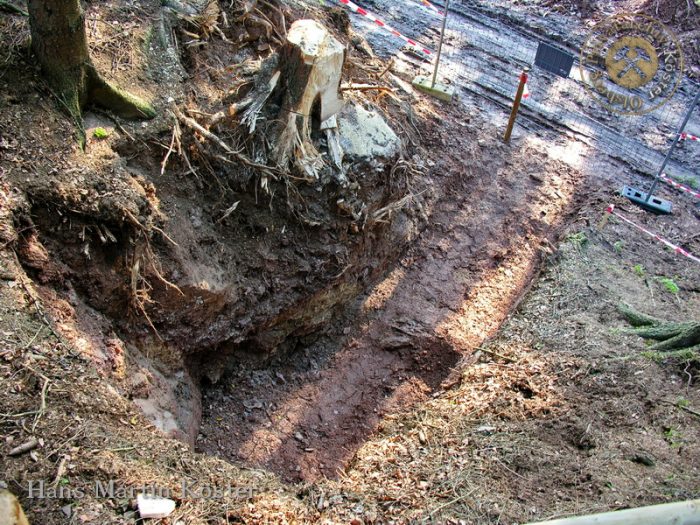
[197,121,585,481]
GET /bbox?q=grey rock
[338,104,400,164]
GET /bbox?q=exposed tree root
[120,207,183,295]
[210,56,280,130]
[172,106,282,180]
[0,0,27,16]
[618,303,700,352]
[129,256,162,341]
[27,0,155,146]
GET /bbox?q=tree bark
[271,19,345,180]
[27,0,155,130]
[618,303,700,352]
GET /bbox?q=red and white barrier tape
[660,173,700,199]
[419,0,444,16]
[680,132,699,142]
[606,204,700,264]
[523,77,530,99]
[337,0,433,56]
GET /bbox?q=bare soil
[197,107,587,482]
[312,221,700,523]
[0,0,699,523]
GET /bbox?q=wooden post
[430,0,450,89]
[504,67,529,143]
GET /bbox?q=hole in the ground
[196,333,461,482]
[513,381,534,399]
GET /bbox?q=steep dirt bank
[2,0,699,523]
[0,0,446,446]
[198,113,588,482]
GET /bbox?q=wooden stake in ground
[504,68,529,143]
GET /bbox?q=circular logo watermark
[580,13,684,115]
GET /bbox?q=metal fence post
[411,0,455,101]
[431,0,450,89]
[645,89,700,203]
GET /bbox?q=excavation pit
[196,334,461,482]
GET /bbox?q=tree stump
[272,19,345,180]
[201,20,348,186]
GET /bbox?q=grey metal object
[622,185,672,214]
[620,88,699,214]
[534,42,575,78]
[412,0,455,101]
[526,498,700,525]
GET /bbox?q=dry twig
[8,437,39,456]
[341,83,394,93]
[161,118,182,175]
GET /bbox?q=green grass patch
[641,348,699,363]
[566,231,588,249]
[663,427,684,448]
[93,127,110,139]
[657,276,680,294]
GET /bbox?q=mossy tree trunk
[619,303,700,352]
[27,0,155,132]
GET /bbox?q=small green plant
[663,427,683,448]
[566,231,588,249]
[657,276,679,294]
[93,127,110,139]
[633,264,646,277]
[613,241,624,254]
[676,397,689,409]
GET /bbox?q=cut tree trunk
[618,303,700,352]
[27,0,155,131]
[198,19,347,186]
[271,19,345,180]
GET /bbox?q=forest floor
[1,0,699,523]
